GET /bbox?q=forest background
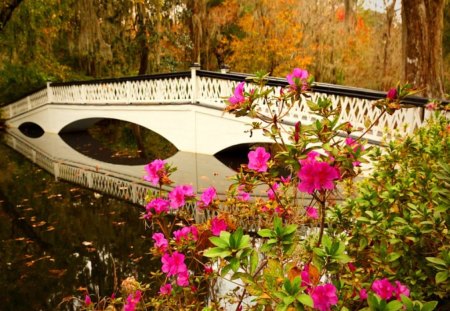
[1,0,449,105]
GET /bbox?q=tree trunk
[402,0,445,98]
[0,0,23,32]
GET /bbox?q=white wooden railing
[2,67,446,145]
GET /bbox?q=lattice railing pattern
[51,77,192,104]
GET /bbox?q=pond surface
[0,141,156,310]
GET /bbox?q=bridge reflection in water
[4,127,241,216]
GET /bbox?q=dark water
[0,141,156,310]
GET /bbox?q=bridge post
[46,82,53,103]
[190,63,201,104]
[53,162,60,181]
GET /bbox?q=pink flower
[228,82,246,106]
[159,283,172,295]
[347,262,356,272]
[298,152,340,194]
[394,281,410,300]
[152,232,168,252]
[84,295,92,306]
[124,290,142,311]
[173,225,198,243]
[144,159,166,185]
[280,175,291,184]
[211,217,228,236]
[301,265,311,288]
[287,68,309,91]
[386,88,397,101]
[372,278,394,300]
[169,185,194,209]
[198,187,217,209]
[161,251,188,277]
[267,183,279,201]
[359,288,368,300]
[237,186,250,201]
[204,266,213,274]
[426,102,438,111]
[176,270,190,287]
[146,198,170,214]
[311,283,338,311]
[248,147,270,172]
[305,206,319,219]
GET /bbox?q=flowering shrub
[81,70,449,310]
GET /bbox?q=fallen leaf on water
[49,269,67,277]
[15,237,26,241]
[46,226,55,231]
[82,241,93,246]
[32,221,47,227]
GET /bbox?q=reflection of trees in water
[0,142,156,310]
[88,119,178,160]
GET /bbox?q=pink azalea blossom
[228,82,246,106]
[204,266,213,274]
[298,152,340,194]
[372,278,395,300]
[84,295,92,306]
[144,159,166,185]
[301,265,311,288]
[248,147,270,172]
[311,283,338,311]
[176,270,190,287]
[305,206,319,219]
[159,283,172,295]
[394,281,410,300]
[237,186,250,201]
[169,185,194,209]
[161,251,188,277]
[280,175,291,184]
[287,68,309,91]
[359,288,368,300]
[124,290,142,311]
[198,187,217,209]
[211,217,228,236]
[152,232,168,252]
[426,102,438,110]
[173,225,198,243]
[267,183,279,201]
[146,197,170,214]
[386,88,397,101]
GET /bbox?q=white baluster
[46,82,53,104]
[190,63,201,104]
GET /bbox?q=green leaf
[297,294,313,307]
[426,257,447,267]
[386,252,402,262]
[250,249,259,275]
[203,247,231,258]
[283,224,298,236]
[435,271,448,284]
[385,300,403,311]
[258,228,273,238]
[230,257,240,272]
[421,301,438,311]
[238,234,250,249]
[209,236,229,248]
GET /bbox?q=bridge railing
[2,68,447,145]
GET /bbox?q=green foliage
[331,113,450,301]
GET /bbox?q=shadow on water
[0,139,156,310]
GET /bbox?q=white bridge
[1,66,432,155]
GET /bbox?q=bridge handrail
[2,68,448,145]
